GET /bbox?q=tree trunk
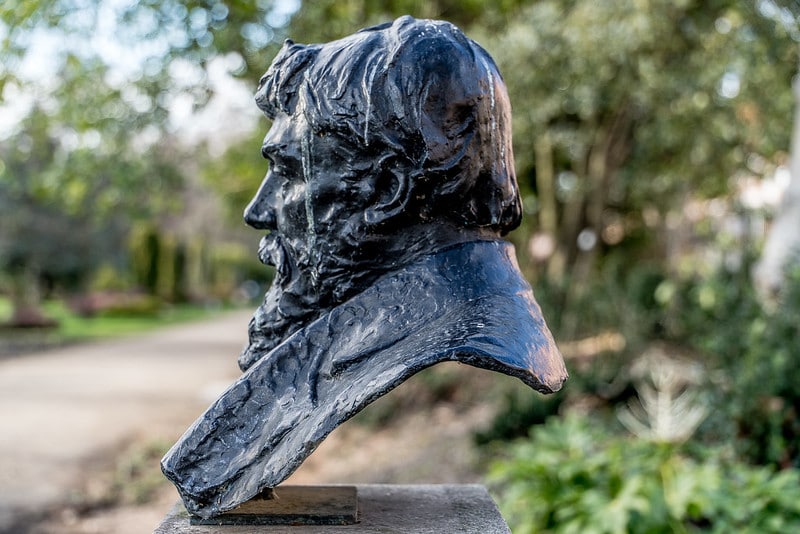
[534,133,567,283]
[561,106,633,339]
[754,60,800,298]
[7,266,56,328]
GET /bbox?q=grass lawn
[0,296,228,347]
[53,304,219,340]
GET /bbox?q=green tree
[5,0,798,328]
[474,1,797,335]
[286,0,523,43]
[200,1,800,337]
[0,57,182,325]
[0,0,294,89]
[2,0,289,321]
[201,127,265,223]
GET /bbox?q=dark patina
[162,16,567,519]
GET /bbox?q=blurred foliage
[115,0,287,78]
[475,386,565,444]
[666,263,800,469]
[0,58,184,324]
[490,414,800,534]
[482,251,800,531]
[478,0,798,339]
[285,0,524,42]
[4,0,797,321]
[0,0,292,100]
[1,1,279,321]
[201,127,266,222]
[352,362,484,428]
[486,247,800,468]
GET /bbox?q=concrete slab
[154,484,510,533]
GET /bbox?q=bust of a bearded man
[162,16,567,519]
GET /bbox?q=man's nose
[243,175,278,229]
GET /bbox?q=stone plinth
[154,484,510,534]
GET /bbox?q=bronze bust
[162,16,567,519]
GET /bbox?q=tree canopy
[1,0,799,326]
[480,1,797,279]
[0,54,183,323]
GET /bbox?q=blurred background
[2,1,800,533]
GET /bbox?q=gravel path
[0,310,249,532]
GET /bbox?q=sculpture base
[154,484,510,533]
[190,486,357,526]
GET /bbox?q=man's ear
[363,167,411,226]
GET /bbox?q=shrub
[666,265,800,468]
[95,294,162,318]
[488,414,800,534]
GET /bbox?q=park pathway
[0,310,251,532]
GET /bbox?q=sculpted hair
[255,15,522,235]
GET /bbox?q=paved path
[0,310,251,531]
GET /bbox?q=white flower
[618,349,708,443]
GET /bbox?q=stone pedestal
[154,484,510,533]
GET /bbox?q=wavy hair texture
[254,16,522,235]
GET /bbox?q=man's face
[240,110,361,371]
[244,111,363,285]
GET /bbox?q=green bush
[489,414,800,534]
[660,265,800,468]
[475,387,565,445]
[476,347,638,446]
[724,266,800,468]
[95,294,162,318]
[513,258,800,470]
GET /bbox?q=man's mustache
[258,233,281,267]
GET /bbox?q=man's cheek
[279,184,308,228]
[314,204,339,228]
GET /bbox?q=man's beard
[238,215,408,372]
[238,233,324,371]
